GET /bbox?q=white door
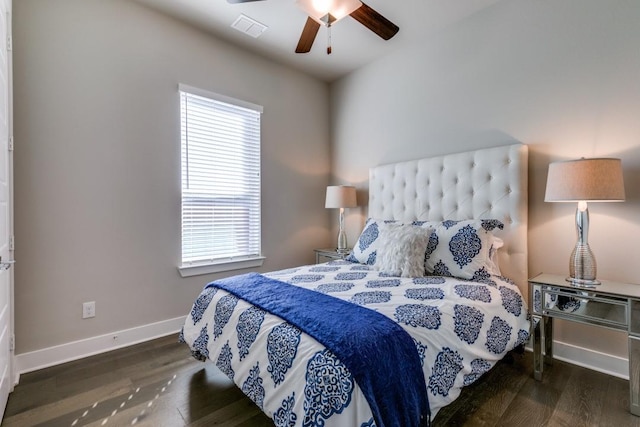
[0,0,12,418]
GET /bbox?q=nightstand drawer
[540,286,628,330]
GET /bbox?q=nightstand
[529,273,640,416]
[314,248,351,264]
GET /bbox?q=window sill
[178,256,265,278]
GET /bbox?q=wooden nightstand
[529,273,640,416]
[314,248,351,264]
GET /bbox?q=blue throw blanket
[208,272,430,427]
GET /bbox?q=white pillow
[424,219,504,280]
[374,223,432,277]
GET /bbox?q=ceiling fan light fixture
[296,0,362,24]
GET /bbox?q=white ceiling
[134,0,503,82]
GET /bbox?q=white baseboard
[14,315,187,379]
[553,339,629,379]
[526,339,629,380]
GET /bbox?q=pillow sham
[374,223,432,277]
[346,218,398,265]
[424,219,504,280]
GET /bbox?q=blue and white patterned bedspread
[181,260,530,426]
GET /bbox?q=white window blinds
[180,85,262,266]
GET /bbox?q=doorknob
[0,256,15,271]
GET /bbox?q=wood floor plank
[34,374,183,427]
[5,336,640,427]
[602,374,640,427]
[236,413,278,427]
[176,370,265,424]
[498,377,563,426]
[2,378,132,426]
[186,397,265,427]
[453,356,529,425]
[81,387,188,427]
[493,353,571,426]
[550,365,607,427]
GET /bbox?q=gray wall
[13,0,331,353]
[330,0,640,359]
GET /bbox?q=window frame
[177,84,264,277]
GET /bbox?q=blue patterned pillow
[424,219,504,280]
[346,218,397,265]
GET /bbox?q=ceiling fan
[227,0,399,54]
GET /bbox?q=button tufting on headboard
[368,144,529,292]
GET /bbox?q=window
[178,84,264,277]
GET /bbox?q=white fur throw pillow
[374,223,432,277]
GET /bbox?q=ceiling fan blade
[227,0,265,3]
[295,17,320,53]
[349,2,399,40]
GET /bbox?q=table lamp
[325,185,357,253]
[545,157,625,286]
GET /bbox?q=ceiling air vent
[231,14,268,38]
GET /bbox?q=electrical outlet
[82,301,96,319]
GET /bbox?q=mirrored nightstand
[314,248,351,264]
[529,273,640,416]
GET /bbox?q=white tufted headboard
[368,144,529,293]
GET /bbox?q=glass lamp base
[336,210,348,254]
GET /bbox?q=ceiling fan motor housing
[228,0,399,54]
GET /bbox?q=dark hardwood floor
[3,335,638,426]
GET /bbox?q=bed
[181,143,529,426]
